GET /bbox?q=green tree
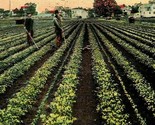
[25,2,37,15]
[0,8,4,17]
[19,8,25,16]
[88,8,95,18]
[131,5,139,13]
[113,5,122,16]
[12,8,24,16]
[3,10,10,16]
[0,8,4,13]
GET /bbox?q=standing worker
[24,13,34,46]
[53,10,64,47]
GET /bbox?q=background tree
[19,8,25,16]
[0,8,4,17]
[0,9,11,17]
[25,2,37,15]
[12,8,19,16]
[88,8,95,18]
[13,8,24,16]
[93,0,117,17]
[131,5,139,13]
[3,10,10,17]
[113,5,122,16]
[0,8,4,13]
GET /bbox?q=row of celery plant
[0,28,24,41]
[0,24,51,41]
[31,23,83,125]
[125,23,155,35]
[103,21,155,38]
[102,22,155,45]
[96,24,155,71]
[0,23,76,71]
[0,33,55,71]
[0,29,52,53]
[0,22,77,53]
[0,43,28,60]
[0,24,77,94]
[0,30,52,60]
[0,21,59,42]
[91,24,146,125]
[41,24,84,125]
[0,33,25,45]
[105,23,155,47]
[0,22,73,52]
[0,38,52,94]
[111,23,155,41]
[0,23,75,61]
[100,24,155,57]
[0,27,52,47]
[94,25,155,117]
[0,23,82,125]
[88,25,130,125]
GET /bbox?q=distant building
[71,8,88,18]
[139,1,155,17]
[119,4,132,15]
[133,13,141,18]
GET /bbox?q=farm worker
[53,10,64,47]
[24,13,34,45]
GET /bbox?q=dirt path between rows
[73,24,102,125]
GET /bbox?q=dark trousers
[55,30,64,47]
[27,30,34,45]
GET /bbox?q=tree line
[0,2,37,17]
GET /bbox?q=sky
[0,0,149,13]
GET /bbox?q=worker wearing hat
[24,13,34,45]
[53,10,64,47]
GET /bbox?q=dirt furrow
[73,24,102,125]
